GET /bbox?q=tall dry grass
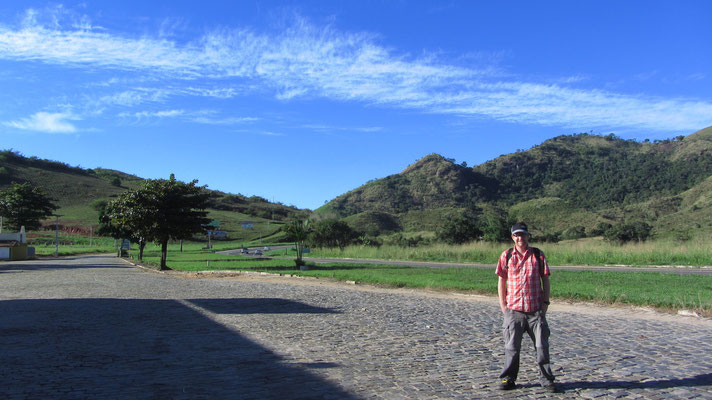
[311,237,712,266]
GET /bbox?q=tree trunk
[160,240,169,270]
[138,240,146,261]
[295,240,304,267]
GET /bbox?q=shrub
[604,222,652,243]
[562,226,586,240]
[436,214,481,244]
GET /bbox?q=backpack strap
[531,247,545,273]
[505,248,514,268]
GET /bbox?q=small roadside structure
[0,227,35,261]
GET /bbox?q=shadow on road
[0,255,130,272]
[559,373,712,392]
[186,298,340,315]
[0,298,358,399]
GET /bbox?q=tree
[437,213,482,244]
[0,182,57,231]
[310,219,357,250]
[479,210,512,242]
[103,187,156,260]
[562,226,586,241]
[104,177,210,269]
[144,178,211,269]
[94,199,133,255]
[604,221,652,244]
[285,218,312,267]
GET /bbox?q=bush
[604,222,652,243]
[535,232,561,243]
[436,214,482,244]
[589,222,612,237]
[309,219,357,249]
[562,226,586,240]
[355,235,383,247]
[384,233,431,247]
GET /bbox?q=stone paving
[1,255,711,399]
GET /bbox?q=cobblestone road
[1,255,711,399]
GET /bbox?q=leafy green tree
[479,209,512,242]
[94,199,133,254]
[310,219,357,249]
[144,178,211,269]
[285,218,312,267]
[0,182,57,231]
[105,177,210,269]
[562,226,586,240]
[604,221,652,243]
[436,213,482,244]
[589,222,612,237]
[104,187,156,260]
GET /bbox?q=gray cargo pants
[499,308,555,384]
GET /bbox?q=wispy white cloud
[3,111,79,133]
[117,108,258,126]
[119,109,185,119]
[1,8,711,132]
[100,89,170,107]
[302,123,383,133]
[190,116,259,125]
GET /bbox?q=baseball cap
[511,222,529,235]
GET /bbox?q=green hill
[317,127,712,239]
[5,126,712,242]
[0,150,308,242]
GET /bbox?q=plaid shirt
[496,247,550,312]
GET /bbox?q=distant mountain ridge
[3,126,712,240]
[318,127,712,238]
[0,150,307,240]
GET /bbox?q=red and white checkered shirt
[496,247,550,312]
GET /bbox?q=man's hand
[498,276,508,315]
[541,302,549,315]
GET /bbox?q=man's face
[512,232,530,248]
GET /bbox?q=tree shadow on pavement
[0,298,358,400]
[186,298,340,314]
[0,258,130,271]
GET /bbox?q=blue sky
[1,1,711,210]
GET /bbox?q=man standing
[496,222,556,392]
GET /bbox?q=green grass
[33,245,116,256]
[309,237,712,266]
[27,233,117,256]
[129,246,712,315]
[23,235,712,313]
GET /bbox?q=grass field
[16,235,712,315]
[310,237,712,266]
[129,245,712,316]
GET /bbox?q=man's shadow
[555,373,712,392]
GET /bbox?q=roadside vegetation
[131,244,712,316]
[309,237,712,267]
[3,138,712,316]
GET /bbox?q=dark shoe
[499,378,516,390]
[541,381,558,393]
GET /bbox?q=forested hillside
[318,127,712,239]
[476,129,712,208]
[0,150,308,240]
